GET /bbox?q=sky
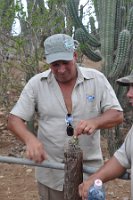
[12,0,89,35]
[12,0,27,35]
[80,0,89,25]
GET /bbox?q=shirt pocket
[85,94,98,112]
[82,94,100,120]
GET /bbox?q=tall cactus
[126,6,133,40]
[109,30,130,80]
[99,0,117,75]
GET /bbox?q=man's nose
[127,86,133,97]
[58,64,66,73]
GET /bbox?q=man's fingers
[74,120,97,136]
[78,183,83,197]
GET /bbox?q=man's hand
[79,179,94,200]
[7,114,47,163]
[25,136,47,163]
[74,119,98,136]
[74,110,123,136]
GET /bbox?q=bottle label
[88,186,105,200]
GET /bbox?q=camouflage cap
[116,70,133,86]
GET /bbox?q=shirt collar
[77,64,95,83]
[40,69,53,83]
[40,65,95,83]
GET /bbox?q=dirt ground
[0,108,131,200]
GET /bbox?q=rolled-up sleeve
[114,126,133,169]
[100,75,123,112]
[10,81,36,121]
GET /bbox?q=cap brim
[116,75,133,86]
[46,52,73,64]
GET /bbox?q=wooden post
[64,139,83,200]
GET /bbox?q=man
[78,71,133,200]
[7,33,123,200]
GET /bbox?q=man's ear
[73,52,78,61]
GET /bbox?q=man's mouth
[128,100,133,105]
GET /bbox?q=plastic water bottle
[88,179,105,200]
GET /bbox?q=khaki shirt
[10,66,122,191]
[114,125,133,199]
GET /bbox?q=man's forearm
[89,156,126,183]
[95,109,123,130]
[78,156,126,199]
[7,114,36,144]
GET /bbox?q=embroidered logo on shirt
[86,95,95,102]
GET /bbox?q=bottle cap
[94,179,103,189]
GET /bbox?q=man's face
[50,53,77,83]
[127,85,133,106]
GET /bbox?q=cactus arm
[99,0,117,75]
[67,0,101,47]
[109,30,131,79]
[126,7,133,41]
[91,0,100,27]
[114,0,126,50]
[75,28,102,62]
[89,16,97,36]
[80,43,102,62]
